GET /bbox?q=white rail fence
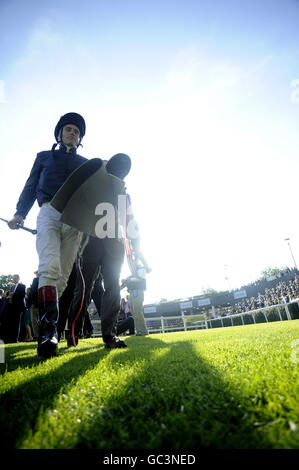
[206,299,299,329]
[90,300,299,336]
[90,314,206,336]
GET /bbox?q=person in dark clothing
[8,113,88,358]
[64,154,132,349]
[0,289,7,339]
[57,263,103,340]
[2,275,26,343]
[0,290,6,317]
[66,235,126,349]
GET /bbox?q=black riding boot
[37,286,59,358]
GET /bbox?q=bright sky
[1,0,299,304]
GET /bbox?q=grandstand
[90,268,299,336]
[141,267,299,333]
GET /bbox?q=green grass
[0,320,298,449]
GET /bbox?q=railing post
[284,305,292,321]
[181,313,187,331]
[264,311,268,322]
[0,340,4,364]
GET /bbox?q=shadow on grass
[69,335,271,449]
[8,334,277,449]
[0,341,99,372]
[0,340,107,448]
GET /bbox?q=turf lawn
[0,320,298,449]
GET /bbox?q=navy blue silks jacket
[15,145,87,219]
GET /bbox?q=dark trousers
[1,304,24,343]
[100,255,123,341]
[83,311,94,337]
[67,260,100,336]
[57,261,104,338]
[91,276,104,315]
[67,239,123,342]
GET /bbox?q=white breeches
[36,203,82,298]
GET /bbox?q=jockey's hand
[8,215,24,230]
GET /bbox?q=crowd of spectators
[237,266,298,291]
[206,274,299,319]
[0,274,33,343]
[2,268,299,338]
[0,271,137,343]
